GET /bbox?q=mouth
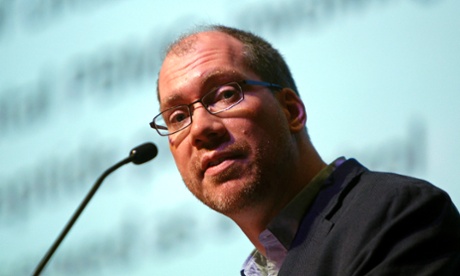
[208,159,223,167]
[201,151,244,175]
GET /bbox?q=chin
[201,179,263,214]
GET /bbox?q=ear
[276,88,307,133]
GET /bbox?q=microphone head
[129,142,158,164]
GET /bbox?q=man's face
[157,31,295,216]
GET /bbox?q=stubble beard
[183,137,291,216]
[203,159,266,215]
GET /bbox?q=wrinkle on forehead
[161,32,241,81]
[160,69,245,110]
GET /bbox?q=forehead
[158,31,250,107]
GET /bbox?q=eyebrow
[161,94,185,110]
[201,70,244,85]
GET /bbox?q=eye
[166,107,190,126]
[221,89,237,99]
[213,84,240,104]
[202,82,243,112]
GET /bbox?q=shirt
[241,158,346,276]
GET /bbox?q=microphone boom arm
[32,143,157,275]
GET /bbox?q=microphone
[129,142,158,164]
[32,142,158,276]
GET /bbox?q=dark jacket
[279,159,460,275]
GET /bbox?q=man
[150,25,460,275]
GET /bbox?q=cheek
[168,129,192,158]
[235,104,286,138]
[169,141,192,175]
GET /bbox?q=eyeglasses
[150,80,283,136]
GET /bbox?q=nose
[189,104,228,149]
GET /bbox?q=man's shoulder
[280,159,460,276]
[325,159,457,231]
[335,158,448,202]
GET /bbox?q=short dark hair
[160,25,299,97]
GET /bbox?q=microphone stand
[32,143,157,275]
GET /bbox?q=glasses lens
[203,82,243,113]
[152,82,244,136]
[155,105,191,135]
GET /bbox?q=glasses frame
[150,80,283,136]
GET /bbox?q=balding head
[157,25,299,102]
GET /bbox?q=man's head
[157,25,299,101]
[155,25,312,219]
